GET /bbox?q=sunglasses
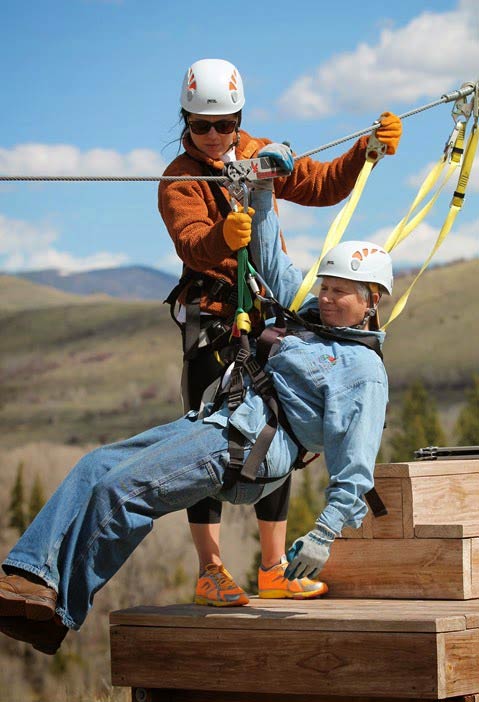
[188,119,238,135]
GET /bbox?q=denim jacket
[205,190,388,534]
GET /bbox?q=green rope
[236,248,253,313]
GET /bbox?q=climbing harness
[215,283,388,516]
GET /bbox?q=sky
[1,0,478,279]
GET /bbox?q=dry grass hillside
[0,274,109,312]
[381,258,478,388]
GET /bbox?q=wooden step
[110,599,479,700]
[329,460,479,599]
[321,537,479,599]
[343,460,479,540]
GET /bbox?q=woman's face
[187,113,238,160]
[319,276,377,328]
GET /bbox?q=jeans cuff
[2,559,58,593]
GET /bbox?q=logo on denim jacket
[320,354,337,365]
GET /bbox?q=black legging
[184,344,292,524]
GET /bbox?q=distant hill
[11,265,179,301]
[0,274,110,313]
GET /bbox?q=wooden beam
[415,525,479,538]
[111,627,441,698]
[131,690,479,702]
[375,460,479,479]
[321,538,473,599]
[410,474,479,526]
[442,629,479,697]
[110,599,477,633]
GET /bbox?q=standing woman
[158,58,401,606]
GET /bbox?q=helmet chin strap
[353,290,381,330]
[350,307,376,330]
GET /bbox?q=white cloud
[370,218,479,267]
[0,144,166,177]
[284,235,323,272]
[279,1,479,117]
[276,200,319,231]
[278,211,478,274]
[156,251,183,276]
[0,213,128,272]
[408,150,479,193]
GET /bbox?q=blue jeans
[3,414,292,630]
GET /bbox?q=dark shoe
[0,574,57,621]
[0,614,68,655]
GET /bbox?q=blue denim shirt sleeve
[249,190,316,311]
[319,374,388,534]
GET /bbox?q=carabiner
[228,179,250,211]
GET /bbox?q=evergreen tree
[8,461,26,535]
[28,473,46,525]
[455,375,479,445]
[389,380,446,462]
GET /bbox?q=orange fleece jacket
[158,129,369,318]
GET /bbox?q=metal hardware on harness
[228,179,252,212]
[224,156,291,186]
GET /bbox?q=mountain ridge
[8,264,179,301]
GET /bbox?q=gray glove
[257,142,294,173]
[284,522,336,580]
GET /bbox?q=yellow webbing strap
[384,122,465,253]
[289,157,375,312]
[382,122,478,329]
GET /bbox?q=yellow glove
[223,207,254,251]
[376,112,402,155]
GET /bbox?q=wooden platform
[110,598,479,701]
[324,460,479,599]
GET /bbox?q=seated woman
[0,187,392,655]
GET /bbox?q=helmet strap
[353,289,381,330]
[352,310,375,330]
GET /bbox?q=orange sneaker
[194,564,249,607]
[258,555,328,600]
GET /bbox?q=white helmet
[317,240,393,295]
[180,58,245,115]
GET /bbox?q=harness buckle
[208,278,228,299]
[244,357,275,398]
